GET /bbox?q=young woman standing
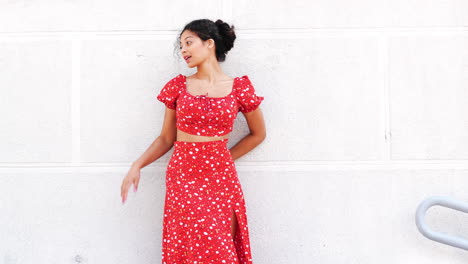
[121,18,266,263]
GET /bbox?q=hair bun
[214,19,236,52]
[215,19,228,28]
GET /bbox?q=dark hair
[174,19,236,62]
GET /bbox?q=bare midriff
[176,128,230,142]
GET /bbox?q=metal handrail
[415,196,468,250]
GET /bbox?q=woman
[121,18,266,264]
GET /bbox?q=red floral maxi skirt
[161,138,253,264]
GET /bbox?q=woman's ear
[208,38,215,49]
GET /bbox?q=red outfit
[156,74,264,263]
[157,74,264,136]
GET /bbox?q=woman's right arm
[132,107,177,169]
[121,107,176,204]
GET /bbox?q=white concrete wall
[1,1,468,263]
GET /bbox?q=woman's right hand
[121,164,141,204]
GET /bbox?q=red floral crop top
[156,74,264,137]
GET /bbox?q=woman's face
[179,30,214,68]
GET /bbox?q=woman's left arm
[229,107,266,161]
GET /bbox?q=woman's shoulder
[156,74,186,109]
[234,75,264,113]
[163,74,185,90]
[158,73,185,95]
[234,75,254,92]
[170,73,185,83]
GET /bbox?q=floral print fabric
[156,74,264,137]
[156,74,262,263]
[161,139,253,264]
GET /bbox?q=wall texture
[1,1,468,263]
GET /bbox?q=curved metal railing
[416,196,468,250]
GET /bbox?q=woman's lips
[185,56,191,62]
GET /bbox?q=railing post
[415,196,468,250]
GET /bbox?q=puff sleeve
[236,75,265,113]
[156,74,183,110]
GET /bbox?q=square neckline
[181,74,237,99]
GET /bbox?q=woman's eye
[179,41,191,50]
